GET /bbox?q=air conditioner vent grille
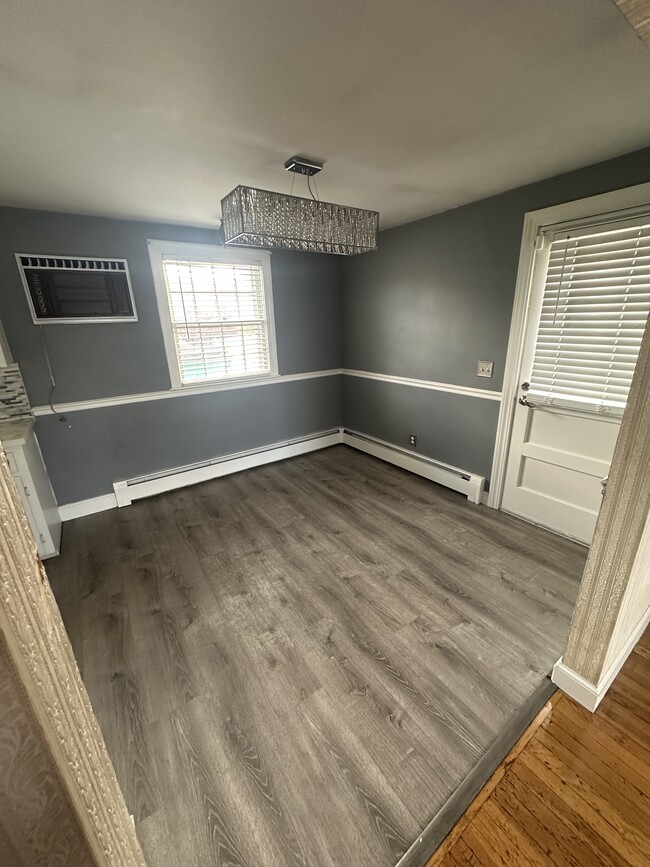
[19,255,127,271]
[15,252,137,324]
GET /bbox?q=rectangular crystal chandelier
[221,185,379,255]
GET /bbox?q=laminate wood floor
[47,446,586,867]
[427,629,650,866]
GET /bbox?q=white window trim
[489,180,650,510]
[147,239,278,389]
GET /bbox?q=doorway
[490,183,650,544]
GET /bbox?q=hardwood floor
[47,446,586,867]
[426,629,650,867]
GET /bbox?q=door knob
[518,395,537,408]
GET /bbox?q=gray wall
[0,207,343,503]
[2,145,649,504]
[343,378,499,482]
[0,208,342,405]
[36,376,341,505]
[342,146,650,481]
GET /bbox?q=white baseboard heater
[113,429,342,507]
[341,429,485,504]
[113,426,484,508]
[64,426,484,520]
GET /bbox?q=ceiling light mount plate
[284,155,323,176]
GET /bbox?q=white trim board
[343,369,501,401]
[342,428,485,504]
[114,430,342,507]
[58,493,118,522]
[33,369,342,416]
[34,368,503,417]
[58,430,342,519]
[489,181,650,510]
[552,604,650,712]
[59,426,488,520]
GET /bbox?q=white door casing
[500,234,622,543]
[489,183,650,532]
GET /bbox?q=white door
[501,214,650,544]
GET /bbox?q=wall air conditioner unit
[16,254,137,324]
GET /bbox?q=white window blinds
[530,216,650,413]
[161,257,271,385]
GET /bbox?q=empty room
[0,2,649,866]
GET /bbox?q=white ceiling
[1,0,649,230]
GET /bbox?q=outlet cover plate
[477,360,494,378]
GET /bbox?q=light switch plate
[477,360,494,378]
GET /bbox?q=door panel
[500,222,637,545]
[526,406,617,457]
[502,401,618,543]
[521,457,601,509]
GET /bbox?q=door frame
[0,446,146,866]
[488,180,650,510]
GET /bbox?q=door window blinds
[161,257,271,385]
[530,216,650,414]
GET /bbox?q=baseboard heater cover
[65,428,484,519]
[113,429,342,507]
[341,429,485,504]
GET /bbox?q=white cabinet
[1,419,61,559]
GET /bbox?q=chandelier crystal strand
[221,186,379,255]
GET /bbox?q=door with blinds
[501,214,650,544]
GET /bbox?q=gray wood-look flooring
[47,446,586,867]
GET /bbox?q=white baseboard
[113,429,342,507]
[551,662,601,712]
[59,430,341,519]
[341,429,485,504]
[552,605,650,712]
[58,493,118,522]
[60,426,487,519]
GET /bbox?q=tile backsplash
[0,364,32,420]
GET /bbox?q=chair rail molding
[556,311,650,692]
[32,367,342,416]
[342,369,501,401]
[0,449,146,866]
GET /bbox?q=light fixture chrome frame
[221,184,379,256]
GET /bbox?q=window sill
[175,372,278,392]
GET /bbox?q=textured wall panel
[0,450,146,866]
[0,633,96,866]
[563,315,650,683]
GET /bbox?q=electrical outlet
[477,360,494,378]
[409,434,417,447]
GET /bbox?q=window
[529,215,650,413]
[148,241,277,388]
